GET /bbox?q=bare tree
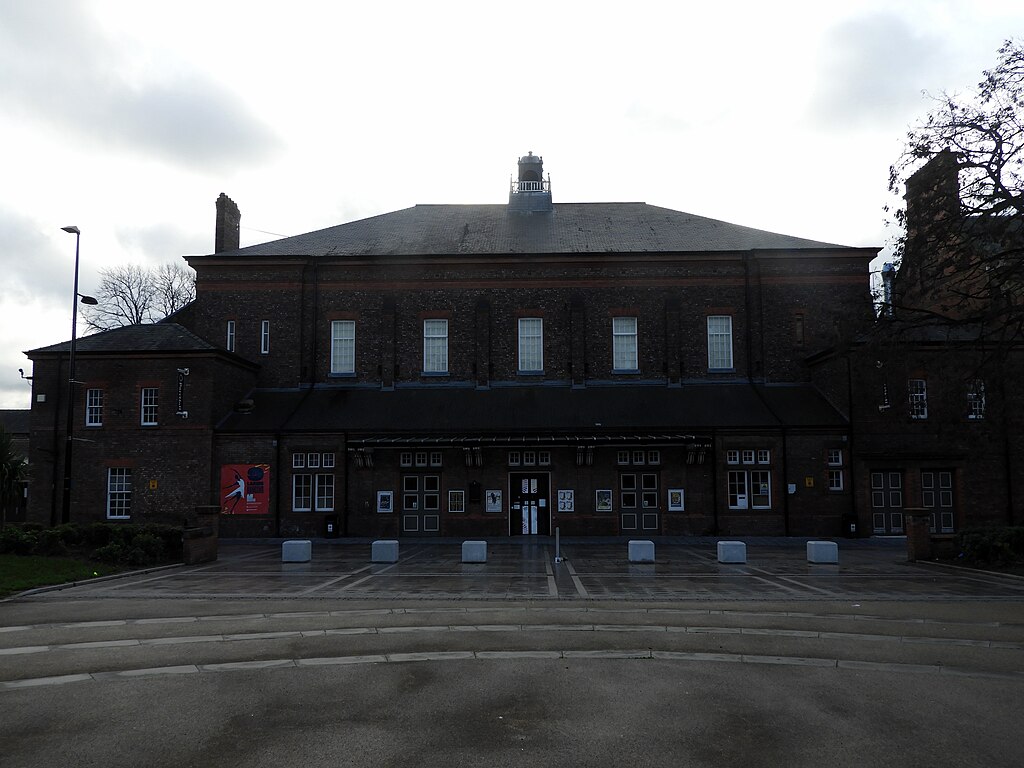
[152,262,197,318]
[884,38,1024,345]
[83,262,196,332]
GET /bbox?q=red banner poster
[220,464,271,515]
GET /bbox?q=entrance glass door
[508,472,550,535]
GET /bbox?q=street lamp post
[59,225,97,526]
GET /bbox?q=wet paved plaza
[24,537,1024,601]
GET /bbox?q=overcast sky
[1,0,1021,408]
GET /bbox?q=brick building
[810,151,1024,535]
[25,154,884,538]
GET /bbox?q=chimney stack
[215,193,241,253]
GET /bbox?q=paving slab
[8,536,1024,603]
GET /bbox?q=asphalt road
[1,539,1022,767]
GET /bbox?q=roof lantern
[509,151,552,213]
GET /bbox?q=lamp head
[61,225,80,235]
[79,295,98,305]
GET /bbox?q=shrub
[35,528,70,557]
[0,526,38,555]
[956,527,1024,566]
[89,543,127,564]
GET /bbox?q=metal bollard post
[554,526,563,563]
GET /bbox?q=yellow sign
[804,476,814,488]
[149,479,158,490]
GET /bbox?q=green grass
[0,554,122,598]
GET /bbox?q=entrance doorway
[508,472,550,535]
[870,470,905,534]
[921,469,956,533]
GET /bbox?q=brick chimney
[905,149,960,237]
[215,193,241,253]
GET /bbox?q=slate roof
[217,383,846,435]
[27,323,221,356]
[201,203,854,259]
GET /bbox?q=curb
[4,562,186,601]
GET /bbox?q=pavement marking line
[297,565,373,596]
[0,646,49,655]
[564,559,590,598]
[774,576,843,597]
[544,554,559,597]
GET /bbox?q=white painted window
[423,319,448,374]
[757,449,771,464]
[315,475,334,511]
[612,317,638,371]
[140,387,158,426]
[967,379,985,420]
[908,379,928,419]
[727,471,748,509]
[292,453,305,469]
[726,450,739,465]
[707,315,733,370]
[518,318,543,372]
[331,320,355,374]
[828,469,844,491]
[106,468,132,519]
[292,475,312,511]
[85,389,104,427]
[322,453,335,469]
[260,320,270,354]
[226,320,236,352]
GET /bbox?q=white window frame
[612,316,638,371]
[827,449,843,466]
[508,451,521,467]
[307,453,320,469]
[292,453,306,469]
[757,449,771,465]
[646,450,661,465]
[742,450,755,465]
[727,470,748,509]
[140,387,158,426]
[707,315,734,370]
[314,474,335,512]
[967,379,985,420]
[260,320,270,355]
[423,319,449,374]
[226,320,236,352]
[908,378,928,420]
[106,467,132,519]
[518,317,544,373]
[726,450,739,465]
[331,320,355,374]
[292,474,312,512]
[750,470,772,508]
[617,450,630,465]
[85,388,104,427]
[539,451,551,466]
[828,468,845,492]
[400,452,413,468]
[322,453,335,469]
